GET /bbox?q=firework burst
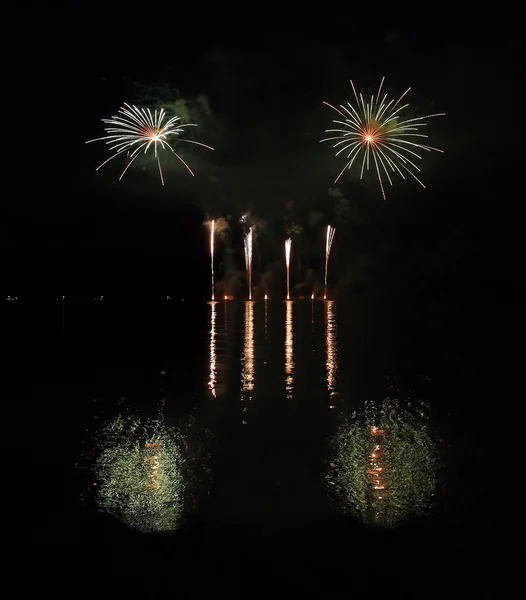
[321,78,444,199]
[87,103,214,185]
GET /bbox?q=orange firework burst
[87,103,214,185]
[321,78,445,199]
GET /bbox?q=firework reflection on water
[208,301,217,397]
[328,398,440,527]
[325,300,338,402]
[87,414,187,533]
[241,301,255,424]
[285,300,294,399]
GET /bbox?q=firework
[244,227,253,301]
[86,103,214,185]
[86,413,190,533]
[210,219,215,301]
[321,78,444,199]
[285,238,292,300]
[327,398,440,527]
[264,294,268,337]
[324,225,336,300]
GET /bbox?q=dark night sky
[4,7,521,293]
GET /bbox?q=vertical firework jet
[324,225,336,300]
[285,238,292,300]
[244,227,253,301]
[210,219,215,301]
[264,294,268,337]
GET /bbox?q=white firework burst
[87,103,214,185]
[321,78,445,199]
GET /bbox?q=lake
[14,294,505,591]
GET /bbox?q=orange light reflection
[369,427,386,500]
[144,442,161,490]
[208,301,217,397]
[325,300,337,399]
[241,301,254,422]
[285,300,294,398]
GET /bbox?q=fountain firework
[285,238,292,300]
[210,219,215,301]
[324,225,336,300]
[244,227,253,300]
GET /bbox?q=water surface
[16,295,502,586]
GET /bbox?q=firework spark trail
[86,103,214,185]
[285,238,292,300]
[210,219,215,301]
[320,78,444,199]
[244,227,253,301]
[324,225,336,300]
